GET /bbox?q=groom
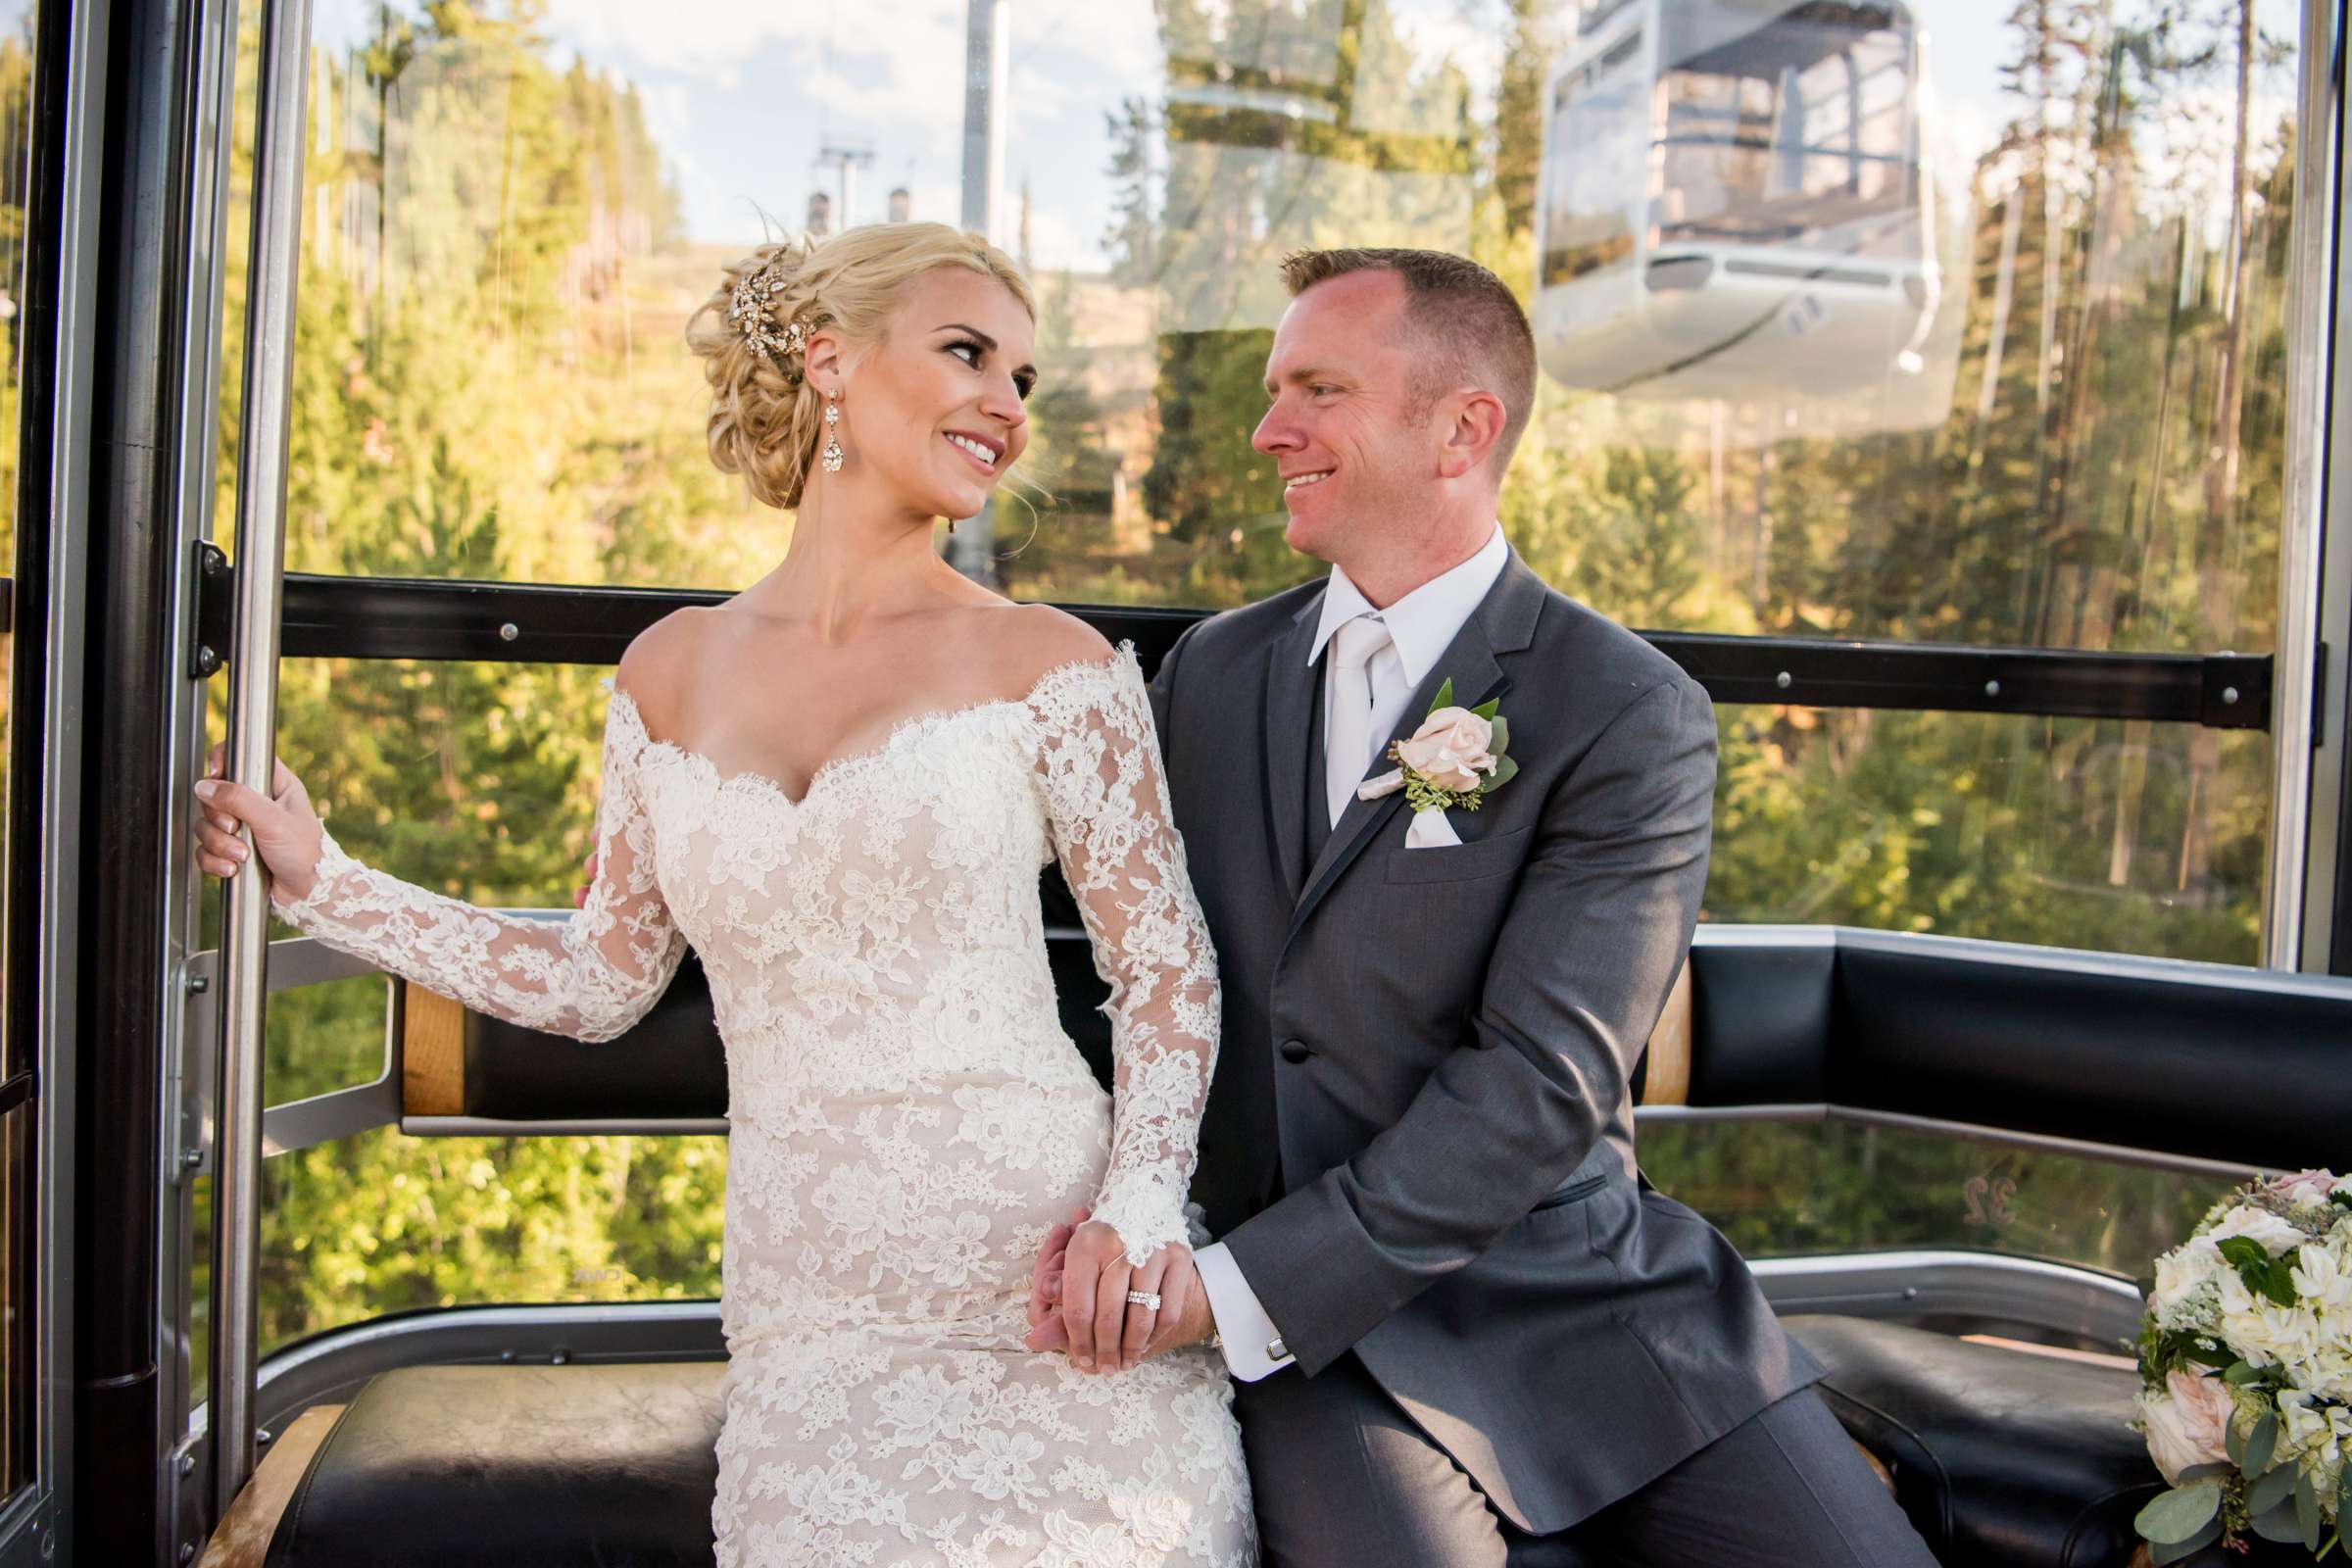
[1037,250,1936,1565]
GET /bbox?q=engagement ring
[1125,1290,1161,1311]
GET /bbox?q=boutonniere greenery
[1358,678,1518,813]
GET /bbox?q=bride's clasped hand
[1020,1207,1217,1373]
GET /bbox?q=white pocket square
[1404,807,1462,849]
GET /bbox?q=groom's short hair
[1279,247,1537,475]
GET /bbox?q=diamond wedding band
[1125,1290,1161,1311]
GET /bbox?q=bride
[190,222,1256,1567]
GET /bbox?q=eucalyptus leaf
[2224,1359,2263,1386]
[2249,1462,2299,1515]
[2297,1469,2321,1550]
[1486,715,1509,756]
[2177,1462,2234,1483]
[2251,1499,2306,1544]
[2243,1411,2278,1479]
[2136,1479,2224,1544]
[2214,1236,2300,1305]
[2228,1414,2248,1468]
[2149,1517,2223,1563]
[1478,756,1519,793]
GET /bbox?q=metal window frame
[222,1247,2147,1453]
[242,570,2279,730]
[2276,0,2346,968]
[6,0,114,1558]
[2313,2,2352,974]
[158,4,248,1564]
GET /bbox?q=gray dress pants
[1233,1350,1940,1567]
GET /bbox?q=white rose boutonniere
[1357,678,1518,819]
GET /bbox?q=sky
[311,0,2308,270]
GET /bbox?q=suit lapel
[1289,622,1507,946]
[1284,550,1549,949]
[1260,598,1322,904]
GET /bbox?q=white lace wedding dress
[276,643,1257,1568]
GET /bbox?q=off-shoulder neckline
[603,640,1140,810]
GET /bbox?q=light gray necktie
[1325,614,1393,828]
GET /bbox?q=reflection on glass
[211,5,2303,968]
[1640,1117,2234,1307]
[1537,2,1937,407]
[218,0,2302,650]
[1541,28,1644,283]
[199,0,2313,1350]
[1653,17,1917,254]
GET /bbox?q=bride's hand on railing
[192,743,325,904]
[1025,1206,1212,1372]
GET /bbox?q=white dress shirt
[1194,522,1509,1380]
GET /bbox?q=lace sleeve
[1031,644,1220,1268]
[273,685,687,1043]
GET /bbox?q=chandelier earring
[821,390,845,474]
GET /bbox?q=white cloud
[540,0,816,82]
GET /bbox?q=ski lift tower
[815,139,876,231]
[949,0,1010,582]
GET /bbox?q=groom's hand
[1023,1209,1084,1354]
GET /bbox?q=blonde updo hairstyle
[686,222,1036,510]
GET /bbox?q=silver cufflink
[1266,1336,1287,1360]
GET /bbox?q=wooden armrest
[197,1403,345,1568]
[399,983,466,1116]
[1639,956,1692,1107]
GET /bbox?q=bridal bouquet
[2133,1170,2352,1561]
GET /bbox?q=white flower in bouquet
[2278,1390,2351,1474]
[2211,1203,2309,1255]
[2153,1238,2228,1330]
[2295,1240,2352,1316]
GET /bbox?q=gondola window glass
[199,0,2322,1339]
[208,2,2309,966]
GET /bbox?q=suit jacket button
[1279,1038,1310,1063]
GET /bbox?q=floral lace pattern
[277,644,1252,1568]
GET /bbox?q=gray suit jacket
[1150,549,1822,1535]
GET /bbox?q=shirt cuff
[1196,1241,1296,1381]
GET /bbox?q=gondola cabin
[0,0,2333,1564]
[1535,0,1937,402]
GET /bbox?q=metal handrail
[209,0,312,1520]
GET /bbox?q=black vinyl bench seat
[255,1315,2312,1568]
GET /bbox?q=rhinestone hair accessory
[728,257,807,374]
